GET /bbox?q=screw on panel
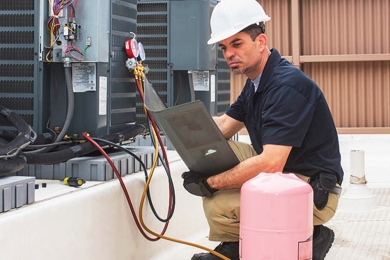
[86,37,92,46]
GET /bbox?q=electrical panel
[137,0,231,124]
[40,0,111,63]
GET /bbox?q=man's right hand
[181,171,218,197]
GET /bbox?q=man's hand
[181,171,218,197]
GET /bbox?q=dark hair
[240,22,266,41]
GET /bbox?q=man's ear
[257,33,267,52]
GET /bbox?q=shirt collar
[251,74,262,92]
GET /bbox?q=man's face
[218,32,265,80]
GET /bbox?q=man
[181,0,344,259]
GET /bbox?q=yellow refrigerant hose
[132,70,230,260]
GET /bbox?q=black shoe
[313,225,335,260]
[191,242,239,260]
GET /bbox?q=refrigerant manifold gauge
[125,33,139,59]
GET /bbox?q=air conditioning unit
[41,0,139,137]
[0,0,139,138]
[136,0,231,124]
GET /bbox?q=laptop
[143,79,240,176]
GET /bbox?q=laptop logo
[205,149,217,156]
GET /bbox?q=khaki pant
[202,140,341,241]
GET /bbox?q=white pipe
[350,150,366,184]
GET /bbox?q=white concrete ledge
[0,152,214,260]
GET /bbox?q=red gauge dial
[125,39,139,59]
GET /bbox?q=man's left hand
[181,171,218,197]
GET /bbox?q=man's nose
[224,48,234,60]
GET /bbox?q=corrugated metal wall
[303,62,390,128]
[230,0,390,133]
[300,0,390,56]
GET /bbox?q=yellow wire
[46,49,52,62]
[64,25,75,33]
[48,0,54,45]
[135,78,230,260]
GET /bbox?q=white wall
[0,153,217,260]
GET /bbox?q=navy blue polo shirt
[226,49,344,184]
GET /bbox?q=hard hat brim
[207,17,271,45]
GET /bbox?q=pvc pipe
[350,150,366,184]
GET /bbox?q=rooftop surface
[1,134,389,260]
[326,134,390,260]
[172,134,390,260]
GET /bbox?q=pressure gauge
[137,42,146,61]
[125,39,139,59]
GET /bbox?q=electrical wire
[46,0,82,62]
[65,42,85,61]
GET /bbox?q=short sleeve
[226,79,253,122]
[262,86,316,147]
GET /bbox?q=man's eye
[233,43,241,48]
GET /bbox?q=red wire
[82,132,169,241]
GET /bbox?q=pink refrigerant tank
[240,172,313,260]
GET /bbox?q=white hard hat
[208,0,271,44]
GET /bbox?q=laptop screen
[166,108,221,150]
[143,78,240,176]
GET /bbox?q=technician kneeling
[181,0,344,259]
